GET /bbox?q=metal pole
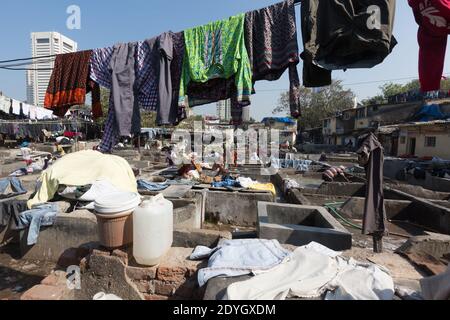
[373,233,383,253]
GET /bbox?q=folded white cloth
[190,239,292,287]
[225,242,394,301]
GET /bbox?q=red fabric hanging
[409,0,450,92]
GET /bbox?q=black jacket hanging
[301,0,397,87]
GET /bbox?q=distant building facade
[26,32,78,107]
[216,99,232,122]
[320,99,450,158]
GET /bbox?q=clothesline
[0,120,95,125]
[0,0,303,69]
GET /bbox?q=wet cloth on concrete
[420,265,450,300]
[249,183,276,196]
[0,199,28,230]
[59,180,122,210]
[17,203,59,245]
[225,242,394,300]
[211,179,241,189]
[0,177,27,199]
[137,180,169,192]
[27,150,137,209]
[271,158,313,171]
[190,239,292,287]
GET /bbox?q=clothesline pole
[373,233,383,253]
[138,134,141,154]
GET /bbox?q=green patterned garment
[179,13,252,107]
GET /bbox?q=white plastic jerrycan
[133,194,173,266]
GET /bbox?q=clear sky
[0,0,449,120]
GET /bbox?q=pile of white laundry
[191,240,395,301]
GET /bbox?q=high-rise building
[241,106,250,123]
[216,99,231,122]
[26,32,77,106]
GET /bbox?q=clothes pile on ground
[191,240,395,300]
[0,177,27,200]
[9,152,53,177]
[0,198,58,246]
[271,158,313,172]
[27,150,137,209]
[58,179,124,210]
[1,151,138,245]
[322,166,349,182]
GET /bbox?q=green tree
[361,95,385,106]
[141,112,157,128]
[402,79,420,92]
[94,88,111,127]
[177,115,204,130]
[274,80,355,130]
[379,82,404,99]
[94,89,157,128]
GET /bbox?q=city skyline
[26,32,78,107]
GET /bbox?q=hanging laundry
[244,0,301,118]
[92,32,186,152]
[409,0,450,92]
[179,13,253,112]
[356,133,387,237]
[90,46,117,152]
[44,50,103,119]
[109,42,142,137]
[140,32,186,126]
[301,0,397,87]
[90,44,139,152]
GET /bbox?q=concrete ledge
[20,209,99,262]
[202,190,274,227]
[386,187,450,234]
[173,229,232,248]
[340,197,412,220]
[257,202,352,251]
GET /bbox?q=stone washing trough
[257,202,352,251]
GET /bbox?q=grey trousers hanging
[109,42,141,137]
[357,133,387,237]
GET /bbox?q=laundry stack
[43,0,398,153]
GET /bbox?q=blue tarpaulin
[262,117,296,125]
[413,104,448,122]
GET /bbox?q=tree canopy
[361,78,450,105]
[274,80,355,130]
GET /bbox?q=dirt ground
[0,244,55,300]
